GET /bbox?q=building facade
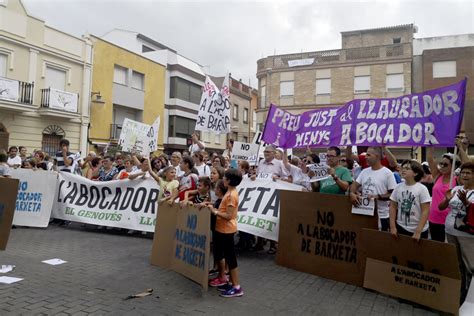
[0,0,92,155]
[256,24,416,157]
[101,29,226,154]
[413,34,474,157]
[88,36,166,152]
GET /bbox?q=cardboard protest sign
[118,116,160,155]
[263,79,467,148]
[351,196,375,216]
[53,172,160,232]
[237,177,303,241]
[361,229,461,314]
[195,74,231,134]
[232,141,259,165]
[276,191,378,286]
[307,163,330,182]
[0,177,19,250]
[150,203,210,291]
[11,169,57,227]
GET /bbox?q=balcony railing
[0,76,34,104]
[110,124,122,140]
[257,43,411,74]
[40,88,78,113]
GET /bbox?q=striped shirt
[55,151,75,173]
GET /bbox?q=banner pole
[449,145,458,189]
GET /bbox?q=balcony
[256,43,412,75]
[38,88,80,118]
[110,124,122,140]
[0,76,35,111]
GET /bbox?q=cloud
[23,0,473,88]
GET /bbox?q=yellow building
[89,36,166,153]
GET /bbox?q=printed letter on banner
[262,79,467,148]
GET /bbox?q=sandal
[267,247,277,255]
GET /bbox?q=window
[280,81,294,96]
[233,104,239,121]
[168,116,196,139]
[433,61,456,78]
[243,136,248,143]
[393,37,401,44]
[316,78,331,95]
[114,65,128,85]
[131,71,144,90]
[354,76,371,93]
[45,66,66,90]
[0,54,7,77]
[260,86,266,108]
[386,74,404,92]
[169,77,202,104]
[233,132,238,141]
[243,108,248,123]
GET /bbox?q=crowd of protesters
[1,132,473,300]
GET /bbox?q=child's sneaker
[219,286,244,297]
[217,283,233,292]
[208,268,219,278]
[209,277,227,287]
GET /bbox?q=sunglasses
[340,159,347,162]
[439,162,449,168]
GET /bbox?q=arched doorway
[0,123,9,151]
[42,125,65,156]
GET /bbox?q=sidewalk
[0,225,439,315]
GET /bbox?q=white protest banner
[49,88,78,113]
[0,77,19,102]
[318,153,327,164]
[11,169,57,227]
[351,196,375,216]
[237,177,303,241]
[307,163,330,182]
[195,74,231,134]
[52,172,160,232]
[232,141,259,165]
[119,117,160,156]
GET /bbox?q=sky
[23,0,474,88]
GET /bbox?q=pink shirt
[429,175,456,224]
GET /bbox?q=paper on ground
[0,265,15,273]
[42,259,67,265]
[0,276,23,284]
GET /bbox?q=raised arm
[426,147,440,179]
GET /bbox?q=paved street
[1,224,440,315]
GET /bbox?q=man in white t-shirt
[350,146,397,231]
[7,146,22,168]
[193,151,210,177]
[189,133,205,154]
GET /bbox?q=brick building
[256,24,416,158]
[413,34,474,158]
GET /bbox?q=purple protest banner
[262,79,467,148]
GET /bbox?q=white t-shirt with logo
[356,167,397,219]
[390,182,431,233]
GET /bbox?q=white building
[101,29,226,153]
[0,0,92,155]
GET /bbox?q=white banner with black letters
[11,169,57,227]
[232,141,259,165]
[237,176,303,241]
[52,172,160,232]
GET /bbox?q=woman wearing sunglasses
[426,145,465,242]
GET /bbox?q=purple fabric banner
[262,79,467,148]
